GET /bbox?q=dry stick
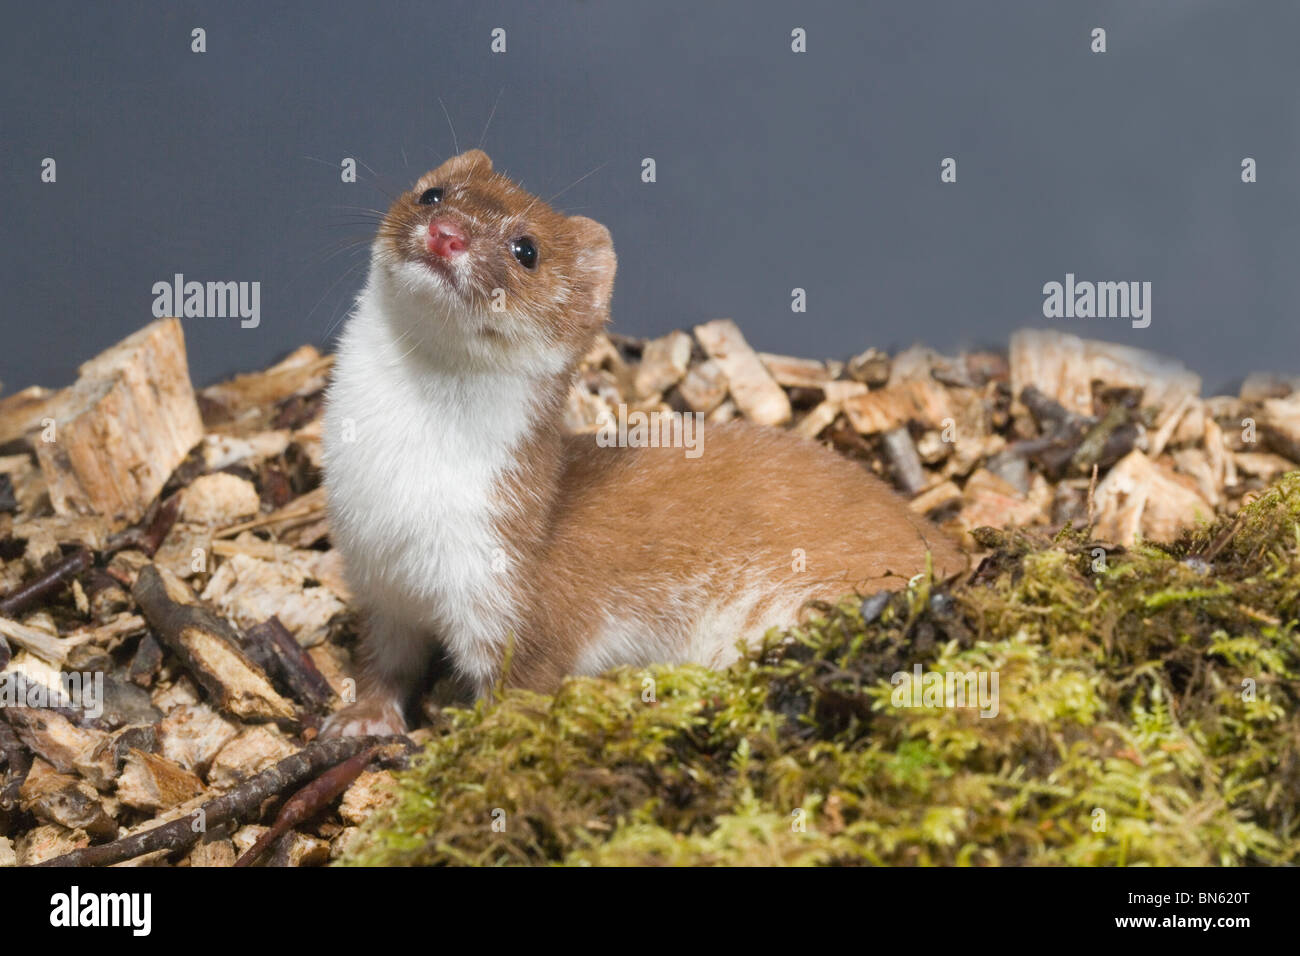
[144,492,183,555]
[1071,404,1131,473]
[245,617,335,711]
[132,564,296,724]
[216,493,323,539]
[1086,464,1099,530]
[107,489,182,556]
[37,735,392,867]
[1020,384,1092,434]
[1202,511,1247,564]
[234,744,379,867]
[0,548,91,618]
[126,632,164,687]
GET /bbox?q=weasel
[320,149,965,737]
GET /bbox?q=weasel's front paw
[320,698,407,738]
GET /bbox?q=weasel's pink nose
[426,218,468,258]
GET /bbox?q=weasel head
[370,149,616,370]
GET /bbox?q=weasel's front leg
[321,611,438,738]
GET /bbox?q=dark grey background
[2,0,1296,395]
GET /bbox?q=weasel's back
[551,420,964,590]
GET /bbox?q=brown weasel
[320,149,965,736]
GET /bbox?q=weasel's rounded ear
[456,149,493,171]
[431,149,493,180]
[569,216,617,317]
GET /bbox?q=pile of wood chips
[0,316,1295,866]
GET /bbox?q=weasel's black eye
[510,237,538,269]
[417,187,443,205]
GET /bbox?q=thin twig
[1086,464,1099,530]
[0,548,91,618]
[37,736,396,867]
[235,745,380,866]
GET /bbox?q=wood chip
[1233,451,1297,482]
[1171,402,1207,446]
[230,826,269,861]
[201,430,292,471]
[693,319,791,425]
[79,726,157,789]
[11,514,111,553]
[1092,450,1212,543]
[0,615,73,665]
[329,827,364,861]
[581,334,625,374]
[706,399,738,424]
[822,381,869,404]
[153,521,214,580]
[207,726,298,790]
[841,380,952,435]
[958,469,1044,533]
[888,345,965,387]
[199,346,331,432]
[677,360,729,414]
[1010,329,1201,418]
[909,480,962,516]
[846,347,890,386]
[338,769,398,826]
[794,401,839,440]
[201,553,345,649]
[306,643,352,701]
[269,831,331,867]
[634,331,693,398]
[881,427,929,495]
[1147,394,1196,459]
[3,708,109,778]
[0,386,66,447]
[1172,448,1220,507]
[758,353,833,389]
[1204,416,1236,490]
[180,473,261,526]
[158,703,240,776]
[1240,371,1299,402]
[186,833,237,867]
[33,318,204,526]
[117,748,205,812]
[19,758,115,836]
[16,824,90,866]
[564,384,613,433]
[1261,393,1300,463]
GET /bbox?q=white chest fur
[322,279,554,685]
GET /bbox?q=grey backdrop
[3,0,1297,395]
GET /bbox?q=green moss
[340,474,1300,866]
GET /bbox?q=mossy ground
[341,475,1300,866]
